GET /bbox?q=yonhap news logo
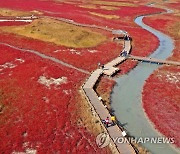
[112,136,175,144]
[96,133,110,148]
[96,133,175,148]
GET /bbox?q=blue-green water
[111,15,180,154]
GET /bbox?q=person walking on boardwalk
[105,117,110,128]
[111,115,116,126]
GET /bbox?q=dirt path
[0,42,90,74]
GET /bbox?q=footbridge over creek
[128,55,180,66]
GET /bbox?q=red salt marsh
[142,66,180,147]
[0,0,169,153]
[0,44,111,153]
[143,9,180,147]
[0,0,162,73]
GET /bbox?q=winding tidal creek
[111,14,180,154]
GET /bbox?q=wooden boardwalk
[103,40,131,76]
[128,55,180,66]
[83,69,103,89]
[83,79,135,154]
[82,39,135,153]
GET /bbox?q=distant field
[0,8,41,16]
[89,12,120,19]
[0,17,107,48]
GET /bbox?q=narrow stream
[111,15,179,154]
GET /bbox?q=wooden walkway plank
[124,40,131,52]
[83,88,109,117]
[83,69,102,88]
[105,57,126,67]
[108,126,135,154]
[103,66,119,76]
[83,87,135,154]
